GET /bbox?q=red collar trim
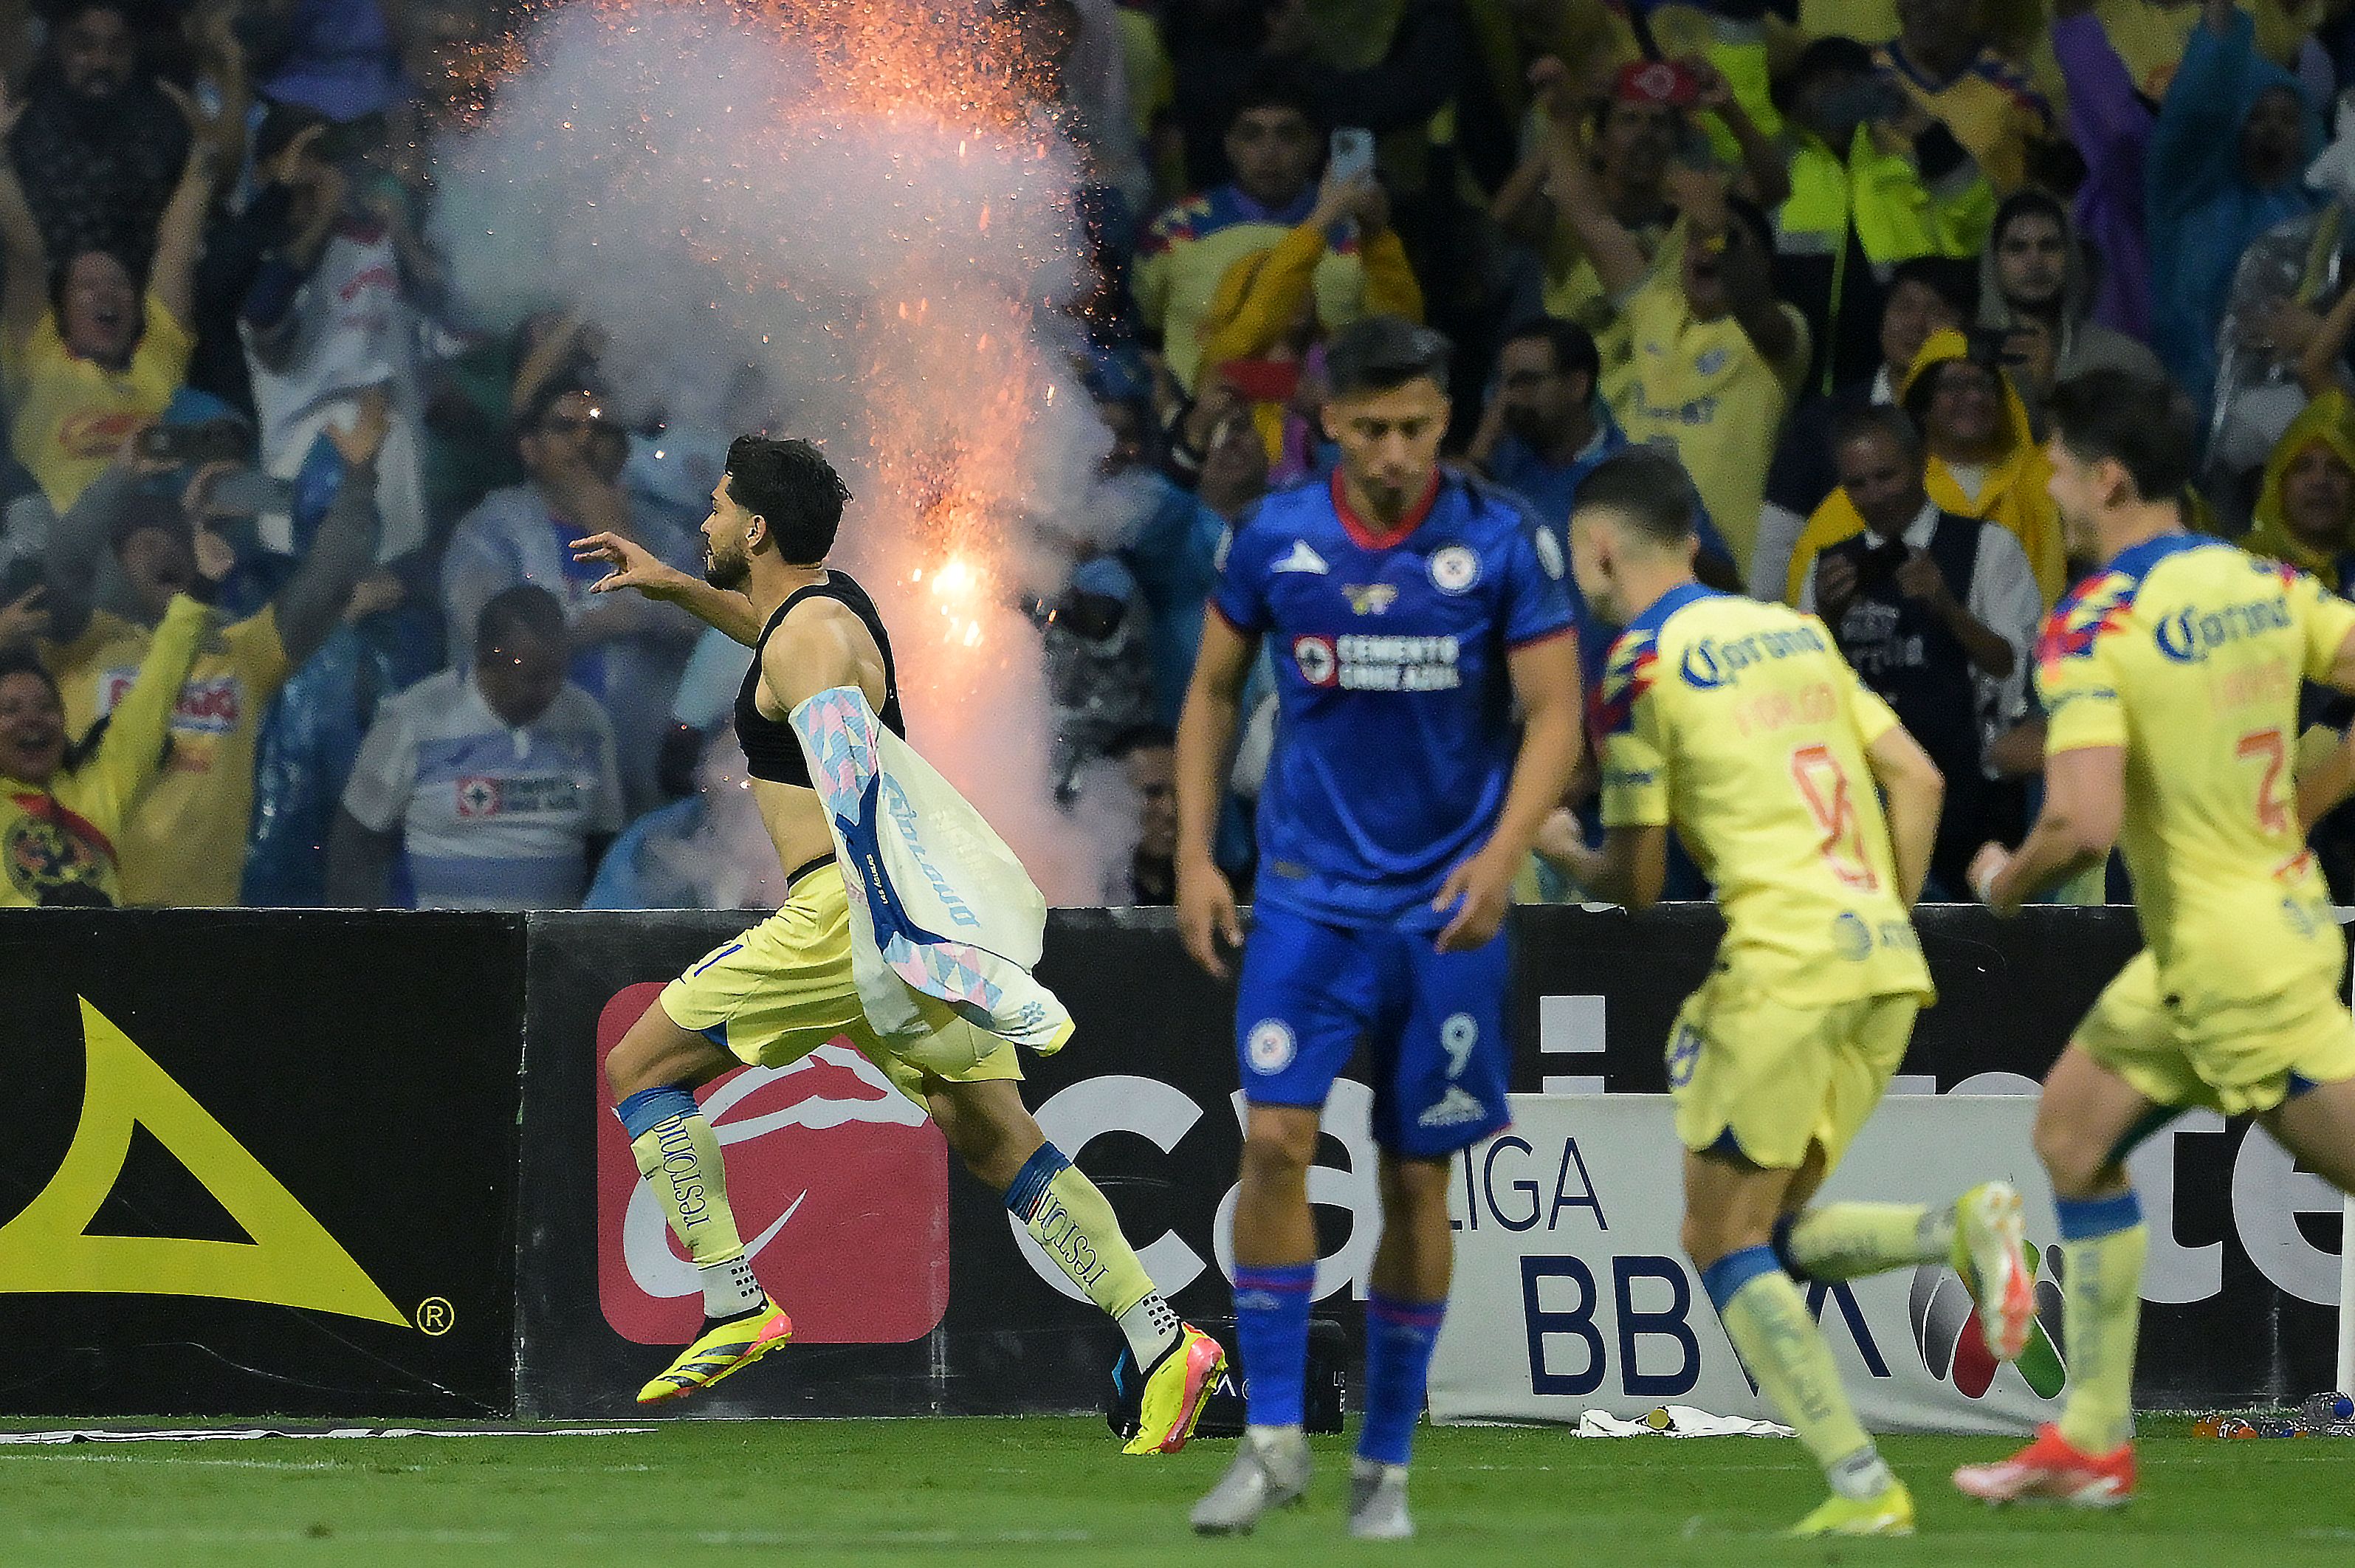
[11,791,116,864]
[1330,469,1442,551]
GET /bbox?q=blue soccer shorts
[1232,901,1510,1158]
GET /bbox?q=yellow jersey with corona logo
[2038,534,2355,997]
[44,605,292,907]
[1597,583,1933,1005]
[0,596,207,907]
[0,293,194,512]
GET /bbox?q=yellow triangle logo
[0,999,406,1325]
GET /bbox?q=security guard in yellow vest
[1723,35,1993,394]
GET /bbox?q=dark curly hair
[724,437,853,565]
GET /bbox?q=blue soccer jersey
[1212,468,1576,929]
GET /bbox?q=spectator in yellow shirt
[37,396,388,906]
[0,86,222,512]
[1546,120,1810,582]
[1134,75,1370,396]
[1875,0,2056,195]
[1188,165,1423,471]
[0,591,207,907]
[1785,328,2066,605]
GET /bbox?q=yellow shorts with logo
[659,862,1023,1104]
[1666,969,1920,1172]
[2074,949,2355,1116]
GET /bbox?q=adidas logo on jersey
[1271,541,1330,574]
[1417,1087,1488,1129]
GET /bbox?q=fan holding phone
[1181,125,1423,485]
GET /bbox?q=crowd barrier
[0,905,2342,1428]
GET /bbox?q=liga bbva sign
[1431,1096,2067,1434]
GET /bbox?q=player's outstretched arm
[1863,722,1945,908]
[1970,745,2123,915]
[1434,630,1585,949]
[1173,608,1256,977]
[571,532,763,646]
[1539,819,1668,912]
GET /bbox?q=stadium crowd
[7,0,2355,909]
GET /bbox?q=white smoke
[431,0,1133,901]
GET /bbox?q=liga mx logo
[1908,1242,2068,1399]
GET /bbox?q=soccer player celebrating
[1174,317,1584,1539]
[1959,370,2355,1506]
[571,437,1225,1451]
[1542,447,2034,1538]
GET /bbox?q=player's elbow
[2050,808,2118,863]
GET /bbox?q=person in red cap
[1492,52,1785,348]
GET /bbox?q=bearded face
[704,529,752,590]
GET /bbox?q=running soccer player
[1541,447,2035,1538]
[1958,369,2355,1506]
[1174,317,1584,1539]
[571,436,1224,1451]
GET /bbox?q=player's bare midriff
[749,774,834,878]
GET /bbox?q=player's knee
[2032,1102,2112,1198]
[929,1084,1039,1179]
[1239,1131,1314,1195]
[1379,1158,1452,1218]
[605,1028,663,1102]
[1679,1208,1765,1270]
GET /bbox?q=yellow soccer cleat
[1952,1180,2036,1363]
[1123,1323,1227,1455]
[635,1298,794,1405]
[1789,1480,1916,1538]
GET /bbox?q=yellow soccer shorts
[2074,949,2355,1116]
[1665,968,1921,1172]
[659,862,1023,1104]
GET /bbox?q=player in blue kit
[1173,317,1584,1540]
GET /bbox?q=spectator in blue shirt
[1468,315,1737,585]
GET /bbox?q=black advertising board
[5,904,2323,1421]
[520,904,2343,1418]
[515,909,1203,1420]
[0,911,526,1417]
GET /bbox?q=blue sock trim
[616,1084,699,1141]
[1699,1245,1783,1313]
[1003,1142,1071,1223]
[1366,1293,1448,1330]
[2055,1190,2142,1242]
[1233,1262,1315,1428]
[1770,1213,1812,1283]
[1358,1293,1446,1467]
[1232,1262,1316,1296]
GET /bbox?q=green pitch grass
[6,1417,2353,1567]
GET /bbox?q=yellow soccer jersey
[1597,585,1933,1005]
[43,605,293,907]
[2037,534,2355,1002]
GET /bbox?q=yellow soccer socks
[618,1084,764,1318]
[1005,1142,1183,1364]
[2052,1192,2148,1454]
[1776,1202,1955,1282]
[1705,1247,1896,1504]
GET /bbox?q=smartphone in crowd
[137,419,251,467]
[1328,127,1375,187]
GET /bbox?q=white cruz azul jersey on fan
[340,670,625,910]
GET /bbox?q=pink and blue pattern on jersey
[791,685,1070,1051]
